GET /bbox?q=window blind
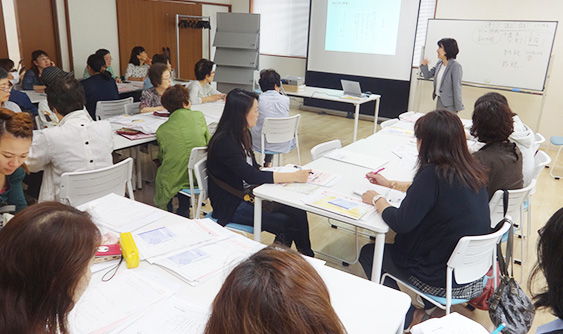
[252,0,310,58]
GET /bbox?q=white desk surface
[22,90,46,104]
[111,101,224,151]
[253,132,416,232]
[83,198,410,334]
[285,86,380,104]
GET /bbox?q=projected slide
[325,0,402,55]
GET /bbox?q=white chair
[125,101,141,115]
[546,136,563,179]
[381,221,511,315]
[207,122,218,137]
[95,97,133,120]
[310,139,342,161]
[178,147,208,218]
[193,158,255,236]
[488,180,535,281]
[533,132,546,152]
[260,114,301,166]
[59,158,134,207]
[380,118,399,129]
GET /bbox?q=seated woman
[139,63,171,114]
[143,53,172,90]
[0,202,101,334]
[81,53,119,120]
[0,59,37,116]
[250,69,291,167]
[187,59,225,105]
[83,48,121,83]
[205,245,346,334]
[471,99,524,199]
[359,110,490,328]
[530,208,563,334]
[474,92,536,186]
[207,89,313,256]
[154,85,210,216]
[0,68,21,113]
[0,108,33,213]
[124,46,150,81]
[22,50,54,91]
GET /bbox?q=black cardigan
[382,164,490,288]
[207,134,273,225]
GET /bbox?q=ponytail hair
[87,54,111,80]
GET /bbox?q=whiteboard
[423,19,557,91]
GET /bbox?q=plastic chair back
[208,122,218,136]
[533,132,546,151]
[187,147,207,210]
[448,221,511,284]
[125,102,141,115]
[193,158,209,218]
[95,97,133,120]
[310,139,342,161]
[59,158,134,207]
[261,114,300,144]
[489,180,535,227]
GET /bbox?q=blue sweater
[9,90,38,116]
[382,164,490,288]
[81,74,119,119]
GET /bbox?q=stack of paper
[411,312,488,334]
[68,270,181,334]
[133,218,231,262]
[78,193,167,233]
[154,233,264,286]
[324,149,388,170]
[263,164,340,187]
[353,180,406,208]
[107,114,167,134]
[301,189,376,220]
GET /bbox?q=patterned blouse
[139,87,162,110]
[124,63,149,80]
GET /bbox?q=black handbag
[487,190,535,334]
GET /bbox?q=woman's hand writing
[365,172,391,187]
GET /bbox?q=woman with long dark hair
[205,246,346,334]
[81,53,119,119]
[0,202,101,334]
[359,110,490,328]
[207,89,313,256]
[529,208,563,334]
[124,46,150,81]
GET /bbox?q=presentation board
[423,19,557,91]
[307,0,420,81]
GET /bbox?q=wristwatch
[372,195,383,206]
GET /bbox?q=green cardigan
[154,108,210,209]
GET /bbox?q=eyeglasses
[0,86,12,93]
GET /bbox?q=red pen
[372,167,385,174]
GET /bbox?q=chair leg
[551,145,563,179]
[314,226,360,266]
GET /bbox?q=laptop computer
[340,80,363,98]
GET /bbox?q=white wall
[419,0,563,140]
[66,0,120,78]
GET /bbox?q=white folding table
[253,132,417,283]
[285,86,381,142]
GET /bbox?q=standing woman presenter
[420,38,464,113]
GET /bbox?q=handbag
[487,190,535,334]
[468,261,499,310]
[208,172,283,214]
